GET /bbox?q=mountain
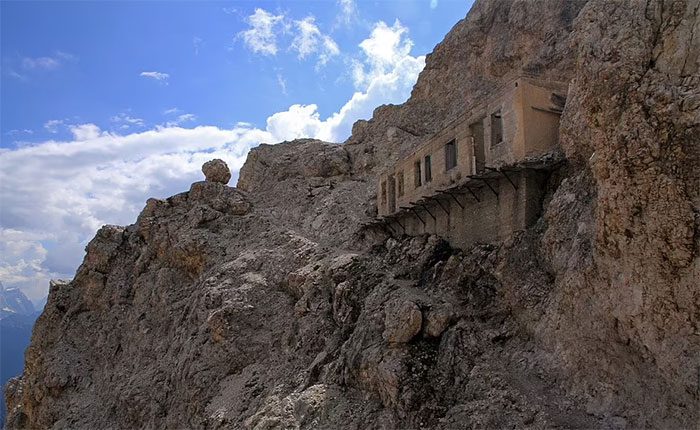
[5,0,699,428]
[0,283,39,427]
[0,283,35,319]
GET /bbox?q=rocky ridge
[5,0,699,429]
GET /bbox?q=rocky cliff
[5,0,699,428]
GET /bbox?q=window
[491,110,503,147]
[414,161,422,188]
[424,155,432,182]
[397,171,404,197]
[445,140,457,170]
[381,181,387,205]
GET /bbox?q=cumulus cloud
[70,123,102,141]
[291,16,340,67]
[238,8,286,56]
[268,19,425,142]
[0,19,426,302]
[140,71,170,82]
[0,124,273,299]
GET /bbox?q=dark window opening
[397,171,404,197]
[491,110,503,147]
[381,181,387,205]
[388,175,396,213]
[424,155,432,182]
[414,161,422,188]
[445,140,457,170]
[470,119,486,174]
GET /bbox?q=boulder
[382,299,422,343]
[202,159,231,184]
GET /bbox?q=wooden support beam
[394,218,405,232]
[501,170,518,190]
[480,178,498,196]
[486,167,517,191]
[433,198,450,215]
[410,208,426,225]
[384,223,396,235]
[464,185,480,202]
[447,191,464,209]
[419,204,436,221]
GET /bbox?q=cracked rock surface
[5,0,699,429]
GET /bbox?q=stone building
[374,76,568,249]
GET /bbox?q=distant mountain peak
[0,284,35,318]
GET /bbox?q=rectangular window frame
[397,171,405,197]
[424,155,432,182]
[490,110,503,147]
[414,161,422,188]
[445,139,457,171]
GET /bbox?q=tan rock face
[202,159,231,184]
[383,299,422,343]
[424,305,454,338]
[6,1,699,429]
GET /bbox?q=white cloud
[22,57,60,70]
[0,19,426,302]
[336,0,358,27]
[163,107,181,115]
[268,19,425,142]
[6,129,34,136]
[20,51,76,71]
[354,20,415,87]
[0,124,273,299]
[111,113,145,130]
[70,123,102,141]
[140,71,170,82]
[239,8,286,56]
[430,0,438,9]
[193,37,204,55]
[165,113,197,127]
[291,16,340,67]
[44,119,64,133]
[277,73,288,95]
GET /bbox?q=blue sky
[0,0,473,301]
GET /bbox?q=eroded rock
[383,299,422,343]
[202,159,232,184]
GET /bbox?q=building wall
[384,171,548,249]
[377,77,568,218]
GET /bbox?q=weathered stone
[424,305,454,338]
[202,159,231,184]
[382,299,422,343]
[7,1,699,429]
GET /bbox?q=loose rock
[202,159,231,184]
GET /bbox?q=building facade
[375,77,568,248]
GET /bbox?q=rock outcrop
[202,159,232,184]
[5,0,699,429]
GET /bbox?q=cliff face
[6,0,699,429]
